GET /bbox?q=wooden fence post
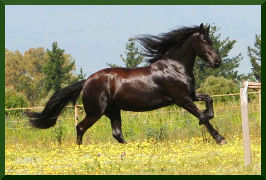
[259,89,261,122]
[75,105,79,128]
[240,83,252,166]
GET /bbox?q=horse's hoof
[119,140,128,144]
[215,135,226,145]
[218,139,227,145]
[76,140,82,146]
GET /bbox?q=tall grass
[5,96,261,175]
[5,96,260,146]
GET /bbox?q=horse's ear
[206,25,210,34]
[199,23,204,34]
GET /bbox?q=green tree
[77,68,86,80]
[107,38,143,68]
[248,34,261,82]
[66,68,87,85]
[43,42,75,92]
[193,25,243,89]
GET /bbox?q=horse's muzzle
[210,56,221,68]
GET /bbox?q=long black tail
[27,80,86,129]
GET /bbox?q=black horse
[27,23,226,145]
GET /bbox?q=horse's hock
[240,81,261,166]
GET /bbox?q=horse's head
[193,23,221,68]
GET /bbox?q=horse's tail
[27,80,86,129]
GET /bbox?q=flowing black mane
[136,26,200,64]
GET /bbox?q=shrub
[197,76,240,102]
[197,76,238,95]
[52,122,64,145]
[5,86,29,109]
[5,86,30,117]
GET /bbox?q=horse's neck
[167,45,196,75]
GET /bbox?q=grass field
[5,97,261,175]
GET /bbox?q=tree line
[5,25,261,108]
[5,42,85,108]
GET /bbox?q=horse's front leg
[194,93,214,124]
[177,96,226,144]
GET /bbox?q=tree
[5,48,48,103]
[77,68,86,80]
[107,38,143,68]
[19,48,48,102]
[248,34,261,82]
[43,42,75,92]
[193,25,243,89]
[5,49,24,87]
[5,45,78,105]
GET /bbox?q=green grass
[5,98,261,175]
[5,98,260,144]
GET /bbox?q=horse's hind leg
[76,115,100,145]
[105,107,127,144]
[77,82,109,145]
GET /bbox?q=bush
[5,86,30,117]
[197,76,239,101]
[197,76,238,95]
[51,121,65,145]
[5,86,29,108]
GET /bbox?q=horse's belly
[115,96,174,112]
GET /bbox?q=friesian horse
[27,23,226,145]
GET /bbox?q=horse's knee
[208,97,213,104]
[199,114,206,125]
[199,113,213,125]
[203,109,214,119]
[205,95,213,103]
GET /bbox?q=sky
[5,5,261,77]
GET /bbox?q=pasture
[5,96,261,175]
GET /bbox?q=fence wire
[5,92,260,130]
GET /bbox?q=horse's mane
[136,26,200,64]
